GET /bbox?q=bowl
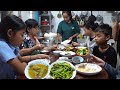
[49,61,76,79]
[57,44,65,50]
[75,63,102,75]
[41,21,49,25]
[75,47,89,57]
[24,59,50,79]
[40,50,49,54]
[53,51,63,56]
[72,56,84,64]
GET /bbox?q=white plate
[75,63,102,75]
[60,51,76,57]
[61,40,71,45]
[40,50,49,53]
[75,46,87,49]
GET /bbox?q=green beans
[50,62,74,79]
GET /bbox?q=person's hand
[35,44,44,50]
[36,54,50,59]
[22,62,27,66]
[88,54,105,67]
[69,37,73,40]
[50,45,58,50]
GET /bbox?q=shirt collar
[0,38,19,55]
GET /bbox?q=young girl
[93,24,117,68]
[83,20,99,52]
[0,15,49,79]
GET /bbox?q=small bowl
[72,56,84,64]
[57,44,65,50]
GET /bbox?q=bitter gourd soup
[28,64,48,79]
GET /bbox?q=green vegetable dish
[50,62,75,79]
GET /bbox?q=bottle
[79,33,83,39]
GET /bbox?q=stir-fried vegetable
[76,48,88,56]
[50,62,75,79]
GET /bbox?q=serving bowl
[49,61,76,79]
[24,59,50,79]
[75,47,89,57]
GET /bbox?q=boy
[93,24,117,68]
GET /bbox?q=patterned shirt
[20,33,40,55]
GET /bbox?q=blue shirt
[0,39,20,79]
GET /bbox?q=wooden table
[17,51,109,79]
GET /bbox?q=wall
[13,11,113,33]
[51,11,113,33]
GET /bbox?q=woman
[20,19,45,56]
[57,11,81,43]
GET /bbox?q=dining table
[17,48,109,79]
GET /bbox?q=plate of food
[49,61,76,79]
[75,63,102,75]
[60,51,76,57]
[65,46,74,51]
[76,47,89,56]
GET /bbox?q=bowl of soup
[24,59,50,79]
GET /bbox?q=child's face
[94,32,110,45]
[29,26,39,36]
[83,27,92,36]
[9,29,25,46]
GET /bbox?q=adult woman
[57,11,81,43]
